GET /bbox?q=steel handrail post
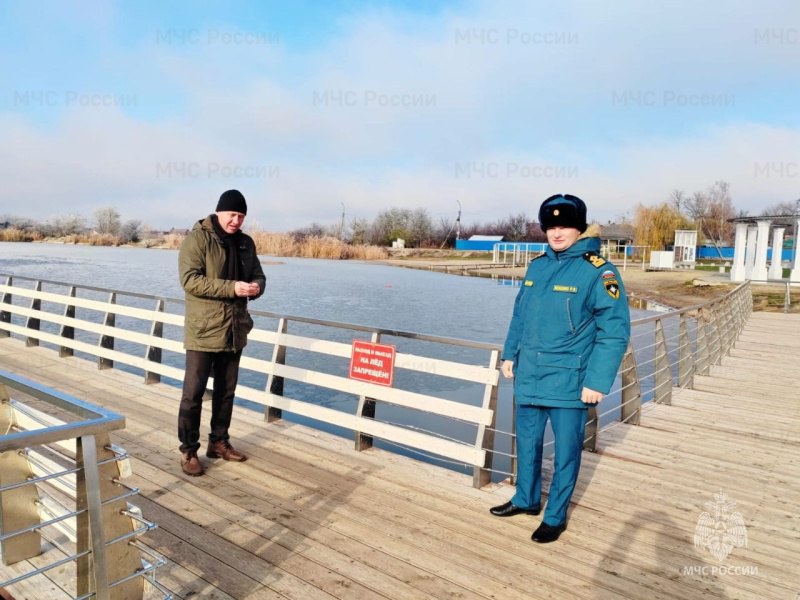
[653,320,672,405]
[695,308,710,376]
[79,434,111,600]
[619,341,641,424]
[677,314,693,389]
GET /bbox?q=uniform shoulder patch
[604,278,621,299]
[583,251,606,268]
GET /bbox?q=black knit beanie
[216,189,248,214]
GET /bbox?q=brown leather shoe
[0,585,18,600]
[180,451,204,476]
[206,439,247,462]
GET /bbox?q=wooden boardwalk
[1,312,798,599]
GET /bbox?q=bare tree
[676,181,736,245]
[94,207,121,235]
[120,220,143,244]
[762,200,800,236]
[408,208,434,247]
[349,217,369,245]
[436,216,457,248]
[761,201,797,217]
[682,191,708,222]
[505,212,531,241]
[47,214,85,237]
[669,189,685,211]
[290,222,329,240]
[704,180,736,244]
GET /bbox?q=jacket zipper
[566,297,576,335]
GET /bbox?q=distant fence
[0,273,752,491]
[493,242,651,270]
[492,242,547,265]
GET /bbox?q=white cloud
[1,0,798,230]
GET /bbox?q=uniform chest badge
[524,280,534,286]
[604,278,620,299]
[553,285,577,293]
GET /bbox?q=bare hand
[581,387,603,404]
[501,360,514,379]
[234,281,260,297]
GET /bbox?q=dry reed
[162,233,184,249]
[0,228,43,242]
[248,230,387,260]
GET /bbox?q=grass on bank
[0,229,143,246]
[0,228,44,242]
[248,231,387,259]
[1,228,389,259]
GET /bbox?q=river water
[0,242,519,340]
[0,241,650,478]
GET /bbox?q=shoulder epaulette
[582,251,606,268]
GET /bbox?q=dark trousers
[178,349,242,453]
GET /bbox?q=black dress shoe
[531,522,566,543]
[489,501,542,517]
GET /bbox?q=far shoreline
[3,240,794,312]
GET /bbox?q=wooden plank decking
[1,312,798,599]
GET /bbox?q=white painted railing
[0,273,753,492]
[0,275,501,488]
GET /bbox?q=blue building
[455,235,505,251]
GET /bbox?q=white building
[729,215,799,283]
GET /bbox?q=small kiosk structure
[673,230,698,268]
[648,229,698,270]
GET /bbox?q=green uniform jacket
[178,215,267,352]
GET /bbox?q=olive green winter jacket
[178,215,267,352]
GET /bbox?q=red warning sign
[349,340,396,387]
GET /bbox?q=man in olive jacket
[177,189,266,476]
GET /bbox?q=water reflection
[627,296,674,313]
[490,272,674,314]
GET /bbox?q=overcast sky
[1,0,798,232]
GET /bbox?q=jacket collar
[545,234,601,259]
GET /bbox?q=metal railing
[0,371,169,600]
[0,274,502,488]
[0,273,753,492]
[500,281,753,482]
